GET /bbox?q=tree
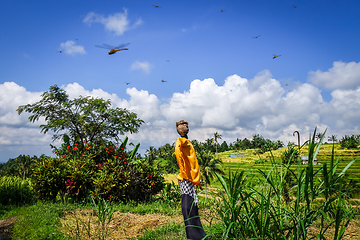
[15,155,37,179]
[328,135,337,144]
[145,146,157,165]
[17,85,144,147]
[251,134,266,149]
[157,143,178,173]
[316,133,325,143]
[213,132,222,158]
[192,140,225,201]
[219,141,229,152]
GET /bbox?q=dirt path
[0,216,16,240]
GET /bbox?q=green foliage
[339,134,360,149]
[157,143,179,174]
[14,155,37,179]
[32,157,69,202]
[281,144,300,164]
[213,127,358,239]
[17,84,144,145]
[126,159,165,203]
[92,157,129,202]
[91,197,115,240]
[0,154,47,178]
[52,138,128,165]
[0,158,19,177]
[32,138,164,204]
[232,137,252,150]
[192,141,225,185]
[0,176,36,205]
[156,181,181,207]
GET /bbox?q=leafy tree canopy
[17,85,144,145]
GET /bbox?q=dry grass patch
[60,209,184,240]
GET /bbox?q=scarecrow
[175,120,208,240]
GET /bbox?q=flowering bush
[126,159,165,202]
[91,158,130,202]
[32,157,68,201]
[52,139,127,165]
[32,137,164,203]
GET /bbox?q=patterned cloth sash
[178,179,199,205]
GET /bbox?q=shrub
[281,145,299,164]
[125,159,165,203]
[0,176,35,205]
[32,157,68,202]
[91,158,130,202]
[32,138,165,203]
[156,181,181,207]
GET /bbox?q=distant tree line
[144,134,285,174]
[0,154,49,178]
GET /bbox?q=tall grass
[214,128,358,239]
[0,175,35,205]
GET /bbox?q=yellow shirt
[175,137,201,187]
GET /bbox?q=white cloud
[60,40,86,55]
[130,61,152,74]
[0,82,42,126]
[160,70,285,130]
[308,61,360,90]
[1,63,360,161]
[83,8,142,36]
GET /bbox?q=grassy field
[166,143,360,191]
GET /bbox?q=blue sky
[1,0,360,162]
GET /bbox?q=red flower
[124,162,127,164]
[66,179,73,185]
[150,174,153,178]
[67,146,70,149]
[73,147,78,150]
[55,151,58,154]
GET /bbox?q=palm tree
[328,135,337,144]
[15,154,36,179]
[145,146,157,165]
[316,133,325,143]
[213,132,222,158]
[193,142,225,201]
